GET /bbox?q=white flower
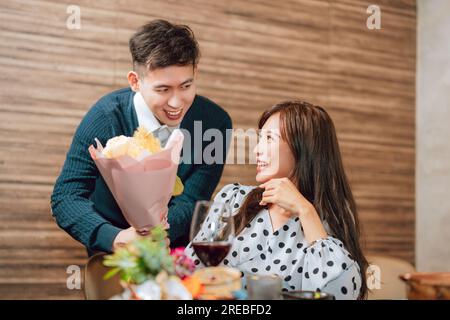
[102,135,131,158]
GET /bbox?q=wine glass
[190,200,234,267]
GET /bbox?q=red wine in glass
[192,242,232,267]
[190,201,234,267]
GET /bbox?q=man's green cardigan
[51,87,232,255]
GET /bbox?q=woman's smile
[256,159,269,172]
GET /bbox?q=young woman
[185,101,368,299]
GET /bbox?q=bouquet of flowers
[88,127,184,231]
[103,226,202,300]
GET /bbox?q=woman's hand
[259,177,313,216]
[259,177,328,243]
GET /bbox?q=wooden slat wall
[0,0,415,299]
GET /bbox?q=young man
[51,20,232,255]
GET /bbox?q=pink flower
[170,247,186,256]
[170,247,195,279]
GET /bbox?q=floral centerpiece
[103,225,202,300]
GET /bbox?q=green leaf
[101,225,174,285]
[103,267,120,280]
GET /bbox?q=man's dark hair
[129,19,200,73]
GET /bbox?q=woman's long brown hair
[234,101,369,299]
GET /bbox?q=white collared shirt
[133,91,179,146]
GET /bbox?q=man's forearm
[51,194,122,253]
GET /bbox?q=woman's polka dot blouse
[185,183,362,300]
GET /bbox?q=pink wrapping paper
[88,129,184,231]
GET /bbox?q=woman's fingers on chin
[261,184,275,191]
[264,190,275,197]
[260,179,275,188]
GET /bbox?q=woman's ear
[127,71,140,92]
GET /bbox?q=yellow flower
[173,176,184,196]
[133,127,162,154]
